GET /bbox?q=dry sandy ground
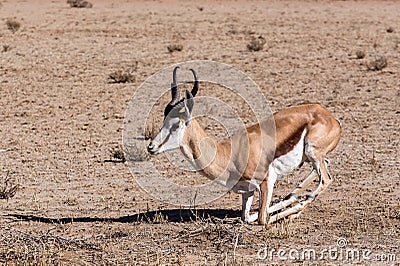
[0,0,399,265]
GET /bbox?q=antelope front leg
[258,172,277,225]
[241,191,258,223]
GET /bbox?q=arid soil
[0,0,399,265]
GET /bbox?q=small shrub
[247,35,266,52]
[2,45,11,52]
[150,211,168,224]
[67,0,93,8]
[109,62,137,83]
[367,56,387,71]
[0,229,99,264]
[167,44,183,53]
[110,146,126,162]
[145,117,158,140]
[109,70,135,83]
[273,218,291,239]
[124,143,148,162]
[356,50,365,59]
[6,18,20,33]
[0,172,19,200]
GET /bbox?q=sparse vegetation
[6,18,20,33]
[109,69,135,83]
[145,117,158,140]
[0,227,99,265]
[124,143,148,162]
[167,44,183,53]
[356,50,366,59]
[110,146,126,162]
[0,172,19,200]
[67,0,93,8]
[147,211,169,224]
[368,150,380,173]
[247,35,266,51]
[367,56,387,71]
[63,197,78,206]
[132,210,246,264]
[273,218,291,239]
[2,45,11,53]
[109,62,137,83]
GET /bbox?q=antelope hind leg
[268,169,317,214]
[268,160,332,224]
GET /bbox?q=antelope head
[147,66,199,155]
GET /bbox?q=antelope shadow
[7,208,241,224]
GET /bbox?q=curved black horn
[189,68,198,97]
[170,66,180,105]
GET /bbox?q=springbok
[147,66,342,225]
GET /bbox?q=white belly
[232,179,260,194]
[270,129,306,178]
[218,130,306,194]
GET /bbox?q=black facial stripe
[163,99,186,118]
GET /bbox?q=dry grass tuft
[0,227,99,265]
[367,56,387,71]
[368,150,380,173]
[167,44,183,53]
[247,35,266,52]
[109,62,137,83]
[145,117,158,140]
[124,143,148,162]
[272,218,291,239]
[6,18,20,33]
[109,70,135,83]
[110,146,126,162]
[0,172,19,200]
[2,45,11,52]
[149,211,169,224]
[129,213,249,264]
[63,198,78,206]
[67,0,93,8]
[356,50,366,59]
[386,27,394,33]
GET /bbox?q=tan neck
[181,119,231,179]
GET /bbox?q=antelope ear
[184,90,194,125]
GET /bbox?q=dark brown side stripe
[274,125,307,159]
